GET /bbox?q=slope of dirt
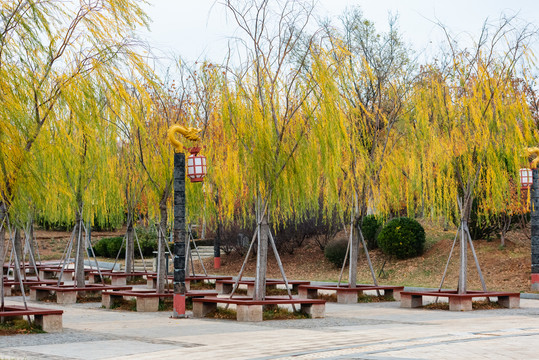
[28,222,533,293]
[199,222,532,293]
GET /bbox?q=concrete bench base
[215,279,310,296]
[30,284,133,304]
[192,296,326,322]
[400,290,520,311]
[0,305,63,332]
[298,284,404,304]
[102,290,218,312]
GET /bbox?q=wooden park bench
[38,267,95,282]
[399,290,520,311]
[101,289,218,312]
[192,296,326,322]
[0,305,63,332]
[88,270,154,286]
[2,278,61,296]
[29,284,132,304]
[146,274,232,290]
[215,279,310,296]
[298,284,404,304]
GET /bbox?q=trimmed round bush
[377,217,425,259]
[359,215,382,249]
[324,237,348,267]
[92,238,109,257]
[105,236,125,258]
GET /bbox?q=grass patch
[205,307,237,320]
[108,298,137,311]
[318,293,337,302]
[263,307,310,320]
[423,300,506,310]
[76,293,103,303]
[357,294,395,303]
[189,281,215,290]
[266,287,297,296]
[0,319,45,335]
[127,277,147,285]
[158,298,173,311]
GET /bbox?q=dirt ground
[29,222,533,293]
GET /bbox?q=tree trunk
[74,210,85,288]
[125,220,134,274]
[0,201,5,306]
[458,194,473,294]
[13,229,23,282]
[28,220,36,269]
[348,218,359,288]
[157,193,169,294]
[254,211,269,300]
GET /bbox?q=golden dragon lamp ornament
[167,124,202,153]
[527,147,539,169]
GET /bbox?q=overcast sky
[137,0,539,65]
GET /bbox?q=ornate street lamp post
[167,125,206,318]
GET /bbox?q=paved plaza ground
[1,292,539,359]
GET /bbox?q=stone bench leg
[111,277,127,286]
[298,288,318,299]
[449,297,472,311]
[498,295,520,309]
[337,290,360,304]
[56,291,78,304]
[147,278,156,289]
[192,301,217,318]
[237,304,263,322]
[35,314,62,332]
[3,285,11,296]
[216,282,233,295]
[301,303,325,318]
[247,285,255,297]
[388,289,401,301]
[400,294,423,308]
[39,270,54,280]
[136,297,159,312]
[185,280,191,291]
[31,288,50,301]
[102,293,112,308]
[59,272,72,283]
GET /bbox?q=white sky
[138,0,539,65]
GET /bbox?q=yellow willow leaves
[403,52,537,222]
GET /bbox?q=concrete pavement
[1,294,539,359]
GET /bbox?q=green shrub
[106,236,125,258]
[377,217,425,259]
[359,215,382,249]
[324,237,349,267]
[92,238,109,257]
[135,227,158,257]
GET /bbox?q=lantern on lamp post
[187,147,207,183]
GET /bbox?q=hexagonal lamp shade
[520,168,533,189]
[187,147,207,183]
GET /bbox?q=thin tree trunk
[28,220,36,269]
[348,218,359,288]
[13,229,22,282]
[74,209,85,288]
[157,194,168,294]
[254,210,269,301]
[125,219,134,274]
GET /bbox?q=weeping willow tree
[400,18,537,294]
[214,0,339,300]
[317,9,415,287]
[0,1,150,299]
[40,77,124,287]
